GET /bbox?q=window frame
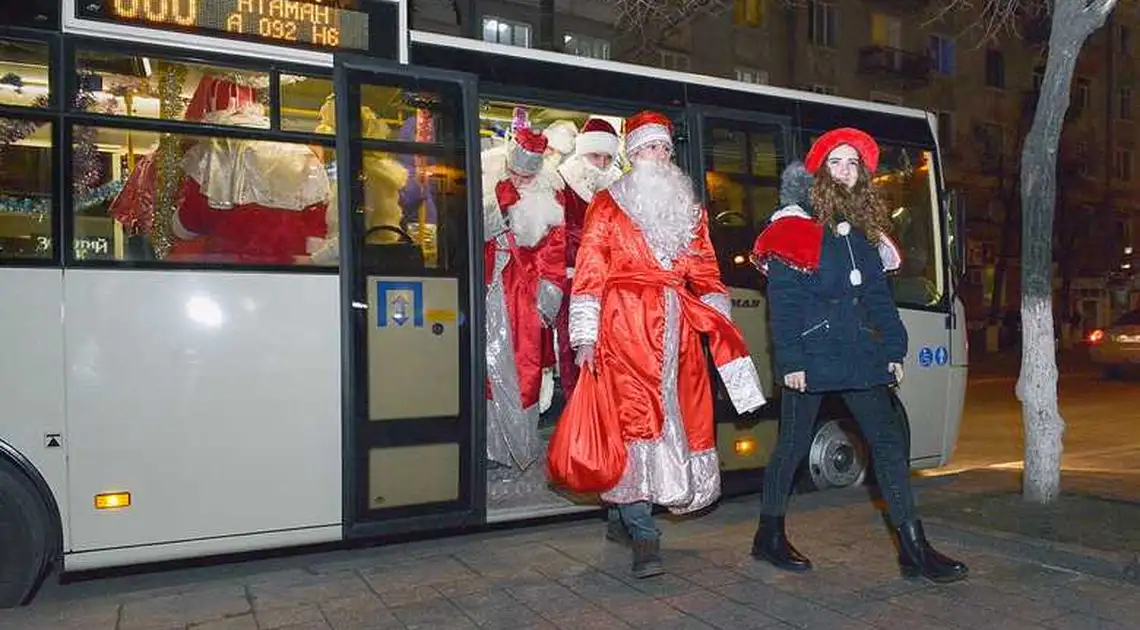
[562,32,611,60]
[55,35,460,274]
[928,35,956,76]
[480,16,532,48]
[807,1,839,48]
[1119,86,1132,121]
[0,29,62,268]
[984,49,1005,89]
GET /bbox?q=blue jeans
[609,501,659,541]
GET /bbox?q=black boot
[630,538,665,579]
[895,520,968,583]
[751,515,812,572]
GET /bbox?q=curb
[924,515,1140,585]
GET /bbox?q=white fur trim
[717,356,766,414]
[569,295,601,348]
[557,155,620,203]
[543,121,577,156]
[172,207,200,240]
[770,204,811,222]
[700,293,732,320]
[508,147,544,175]
[626,123,672,156]
[879,234,903,272]
[576,130,619,157]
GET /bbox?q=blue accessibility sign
[918,346,934,367]
[934,346,949,366]
[376,280,424,328]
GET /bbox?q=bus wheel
[805,420,867,491]
[0,458,50,608]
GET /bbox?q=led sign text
[103,0,369,50]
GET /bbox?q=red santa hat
[624,110,673,156]
[575,118,620,157]
[542,120,578,156]
[184,75,258,123]
[804,127,880,175]
[507,127,548,176]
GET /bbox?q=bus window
[77,125,336,266]
[0,38,50,108]
[874,146,944,307]
[702,120,786,290]
[74,50,270,129]
[280,74,334,134]
[0,118,53,260]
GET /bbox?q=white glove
[783,371,806,392]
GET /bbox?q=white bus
[0,0,967,606]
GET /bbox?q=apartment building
[411,0,1140,331]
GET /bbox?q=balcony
[856,46,932,89]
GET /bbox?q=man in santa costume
[564,110,766,578]
[484,127,568,471]
[552,118,623,399]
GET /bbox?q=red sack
[547,367,626,493]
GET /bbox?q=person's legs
[752,390,821,571]
[617,501,664,578]
[606,506,631,545]
[842,386,968,583]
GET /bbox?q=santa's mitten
[495,179,521,209]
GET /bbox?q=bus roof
[410,30,933,122]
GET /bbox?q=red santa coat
[556,182,765,512]
[484,178,567,470]
[552,155,623,398]
[172,127,331,265]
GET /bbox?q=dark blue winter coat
[766,220,908,393]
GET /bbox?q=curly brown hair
[809,165,891,240]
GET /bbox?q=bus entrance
[334,55,485,537]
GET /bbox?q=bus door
[333,55,485,538]
[688,108,791,474]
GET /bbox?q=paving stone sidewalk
[2,483,1138,630]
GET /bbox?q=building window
[809,84,837,95]
[978,122,1005,167]
[936,111,953,149]
[735,67,769,84]
[1120,87,1133,120]
[928,35,956,76]
[563,33,610,60]
[1076,78,1091,109]
[659,50,691,71]
[733,0,764,27]
[870,13,902,48]
[482,17,531,48]
[1116,149,1133,181]
[1073,141,1090,177]
[807,1,838,48]
[984,50,1005,88]
[1117,24,1132,54]
[870,91,902,105]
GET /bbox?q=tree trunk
[1016,0,1115,504]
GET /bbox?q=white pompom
[836,221,851,236]
[850,268,863,286]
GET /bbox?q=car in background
[1088,309,1140,378]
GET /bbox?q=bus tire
[0,458,50,608]
[801,419,868,492]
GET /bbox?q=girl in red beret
[749,128,968,584]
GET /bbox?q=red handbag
[547,367,627,493]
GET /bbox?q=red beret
[804,127,880,175]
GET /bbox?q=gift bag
[547,367,626,493]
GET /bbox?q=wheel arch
[0,438,64,568]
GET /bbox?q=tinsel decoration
[150,62,187,259]
[72,71,106,196]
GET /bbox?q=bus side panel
[898,309,951,465]
[63,270,342,559]
[0,268,68,547]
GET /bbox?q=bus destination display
[83,0,370,51]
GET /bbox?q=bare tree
[943,0,1117,503]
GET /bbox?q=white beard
[507,179,564,248]
[609,158,700,265]
[558,155,621,202]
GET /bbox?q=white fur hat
[542,120,578,156]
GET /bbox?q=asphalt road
[934,356,1140,486]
